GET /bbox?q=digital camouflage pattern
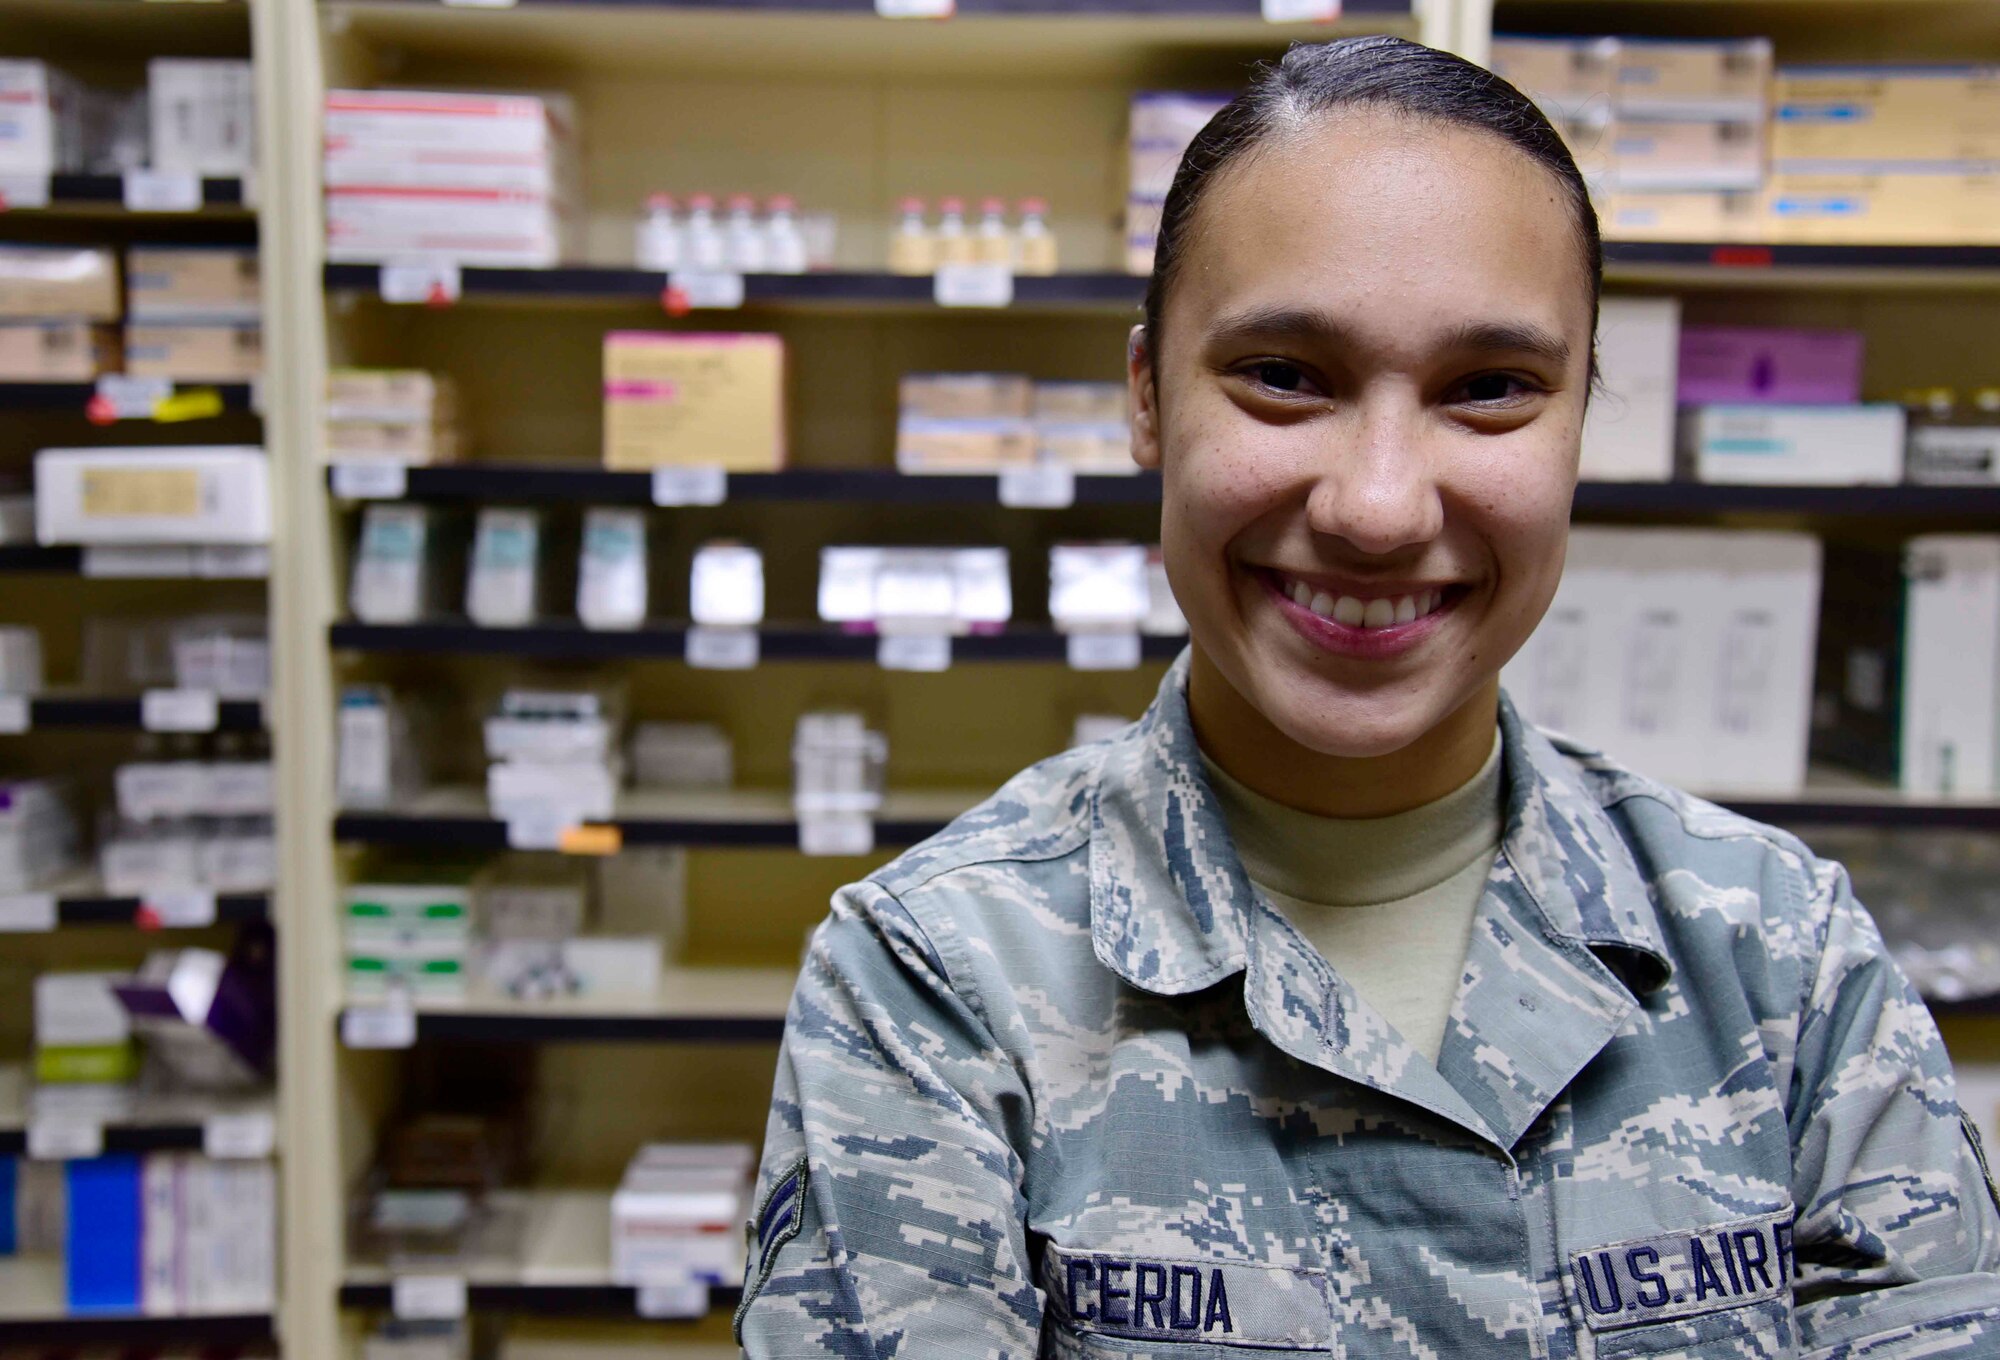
[737,654,2000,1358]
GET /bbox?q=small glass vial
[724,193,769,272]
[635,193,682,271]
[974,197,1012,266]
[888,196,934,275]
[934,196,976,267]
[764,195,809,274]
[1014,197,1058,275]
[683,193,727,271]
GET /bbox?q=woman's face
[1132,108,1595,759]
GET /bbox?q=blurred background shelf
[339,970,795,1044]
[11,694,265,731]
[0,382,258,414]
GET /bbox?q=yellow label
[81,467,202,519]
[154,389,225,423]
[558,824,623,856]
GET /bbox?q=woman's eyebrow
[1204,309,1572,368]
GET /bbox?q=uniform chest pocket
[1040,1246,1334,1358]
[1569,1211,1798,1360]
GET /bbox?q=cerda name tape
[1045,1244,1331,1349]
[1571,1209,1795,1331]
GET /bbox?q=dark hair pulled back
[1142,35,1603,374]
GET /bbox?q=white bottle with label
[764,195,808,275]
[683,194,727,272]
[635,193,683,272]
[974,197,1012,266]
[577,509,649,631]
[723,194,769,272]
[466,508,542,628]
[1015,197,1058,276]
[934,196,975,266]
[888,196,933,276]
[350,505,432,625]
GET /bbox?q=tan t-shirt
[1198,732,1503,1063]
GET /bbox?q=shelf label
[685,625,760,670]
[0,174,51,210]
[198,545,270,579]
[380,261,462,306]
[878,632,951,672]
[1067,630,1142,672]
[800,813,875,857]
[84,546,196,578]
[1261,0,1340,19]
[636,1278,709,1318]
[142,888,218,929]
[997,464,1076,508]
[666,270,745,311]
[123,169,202,212]
[342,1004,417,1050]
[143,688,219,733]
[505,810,570,851]
[204,1109,276,1160]
[558,823,623,856]
[444,0,516,6]
[94,374,173,420]
[876,0,954,15]
[331,460,408,500]
[28,1118,102,1162]
[650,466,728,506]
[933,262,1013,308]
[0,695,28,734]
[0,894,56,932]
[392,1274,468,1320]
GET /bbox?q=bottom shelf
[0,1256,273,1346]
[341,1189,741,1321]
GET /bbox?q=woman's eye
[1456,373,1536,404]
[1249,360,1309,393]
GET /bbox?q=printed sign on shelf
[123,169,202,212]
[800,813,875,857]
[665,270,746,311]
[0,894,56,932]
[1067,631,1143,671]
[331,461,409,500]
[998,464,1076,508]
[686,626,760,670]
[878,632,951,672]
[142,689,220,733]
[0,695,28,734]
[650,466,728,506]
[28,1118,102,1162]
[204,1110,277,1160]
[380,261,462,306]
[392,1275,469,1320]
[934,262,1013,308]
[1261,0,1341,19]
[342,1003,417,1050]
[143,889,218,928]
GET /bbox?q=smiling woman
[737,37,2000,1360]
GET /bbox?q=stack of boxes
[1676,325,1905,484]
[610,1143,754,1289]
[147,60,257,179]
[1049,543,1185,637]
[105,736,276,895]
[0,59,252,190]
[0,781,80,893]
[125,247,263,383]
[1769,66,2000,244]
[343,880,474,1004]
[0,246,121,380]
[1125,92,1229,275]
[327,369,462,464]
[895,374,1131,475]
[0,60,92,184]
[485,689,623,830]
[817,546,1012,634]
[629,722,733,789]
[324,89,579,266]
[36,972,139,1089]
[1490,36,1773,242]
[65,1152,277,1314]
[792,713,887,825]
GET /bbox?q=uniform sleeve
[735,879,1043,1358]
[1788,858,2000,1357]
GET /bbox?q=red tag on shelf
[662,284,691,317]
[1709,245,1774,269]
[85,393,118,425]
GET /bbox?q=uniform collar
[1087,653,1672,999]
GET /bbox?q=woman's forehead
[1169,109,1593,355]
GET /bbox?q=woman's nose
[1302,403,1445,556]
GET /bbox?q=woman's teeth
[1283,578,1443,629]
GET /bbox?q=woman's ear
[1128,324,1162,471]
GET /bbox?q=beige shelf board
[0,1063,279,1142]
[346,1186,618,1286]
[377,784,988,826]
[372,966,799,1024]
[322,2,1414,80]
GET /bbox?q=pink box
[1677,326,1863,405]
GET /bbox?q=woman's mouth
[1257,568,1464,655]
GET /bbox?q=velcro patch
[1570,1209,1795,1331]
[1043,1243,1332,1350]
[732,1156,808,1342]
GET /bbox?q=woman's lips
[1256,568,1462,657]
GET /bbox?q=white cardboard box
[35,445,270,545]
[1683,404,1905,485]
[149,60,256,177]
[1581,296,1680,481]
[1504,527,1821,795]
[1900,535,2000,796]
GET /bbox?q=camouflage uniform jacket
[737,655,2000,1358]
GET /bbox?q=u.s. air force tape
[1043,1244,1332,1349]
[1570,1209,1795,1331]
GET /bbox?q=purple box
[1677,326,1864,405]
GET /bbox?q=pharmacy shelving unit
[0,0,284,1343]
[249,2,2000,1359]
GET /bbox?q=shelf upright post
[252,0,344,1357]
